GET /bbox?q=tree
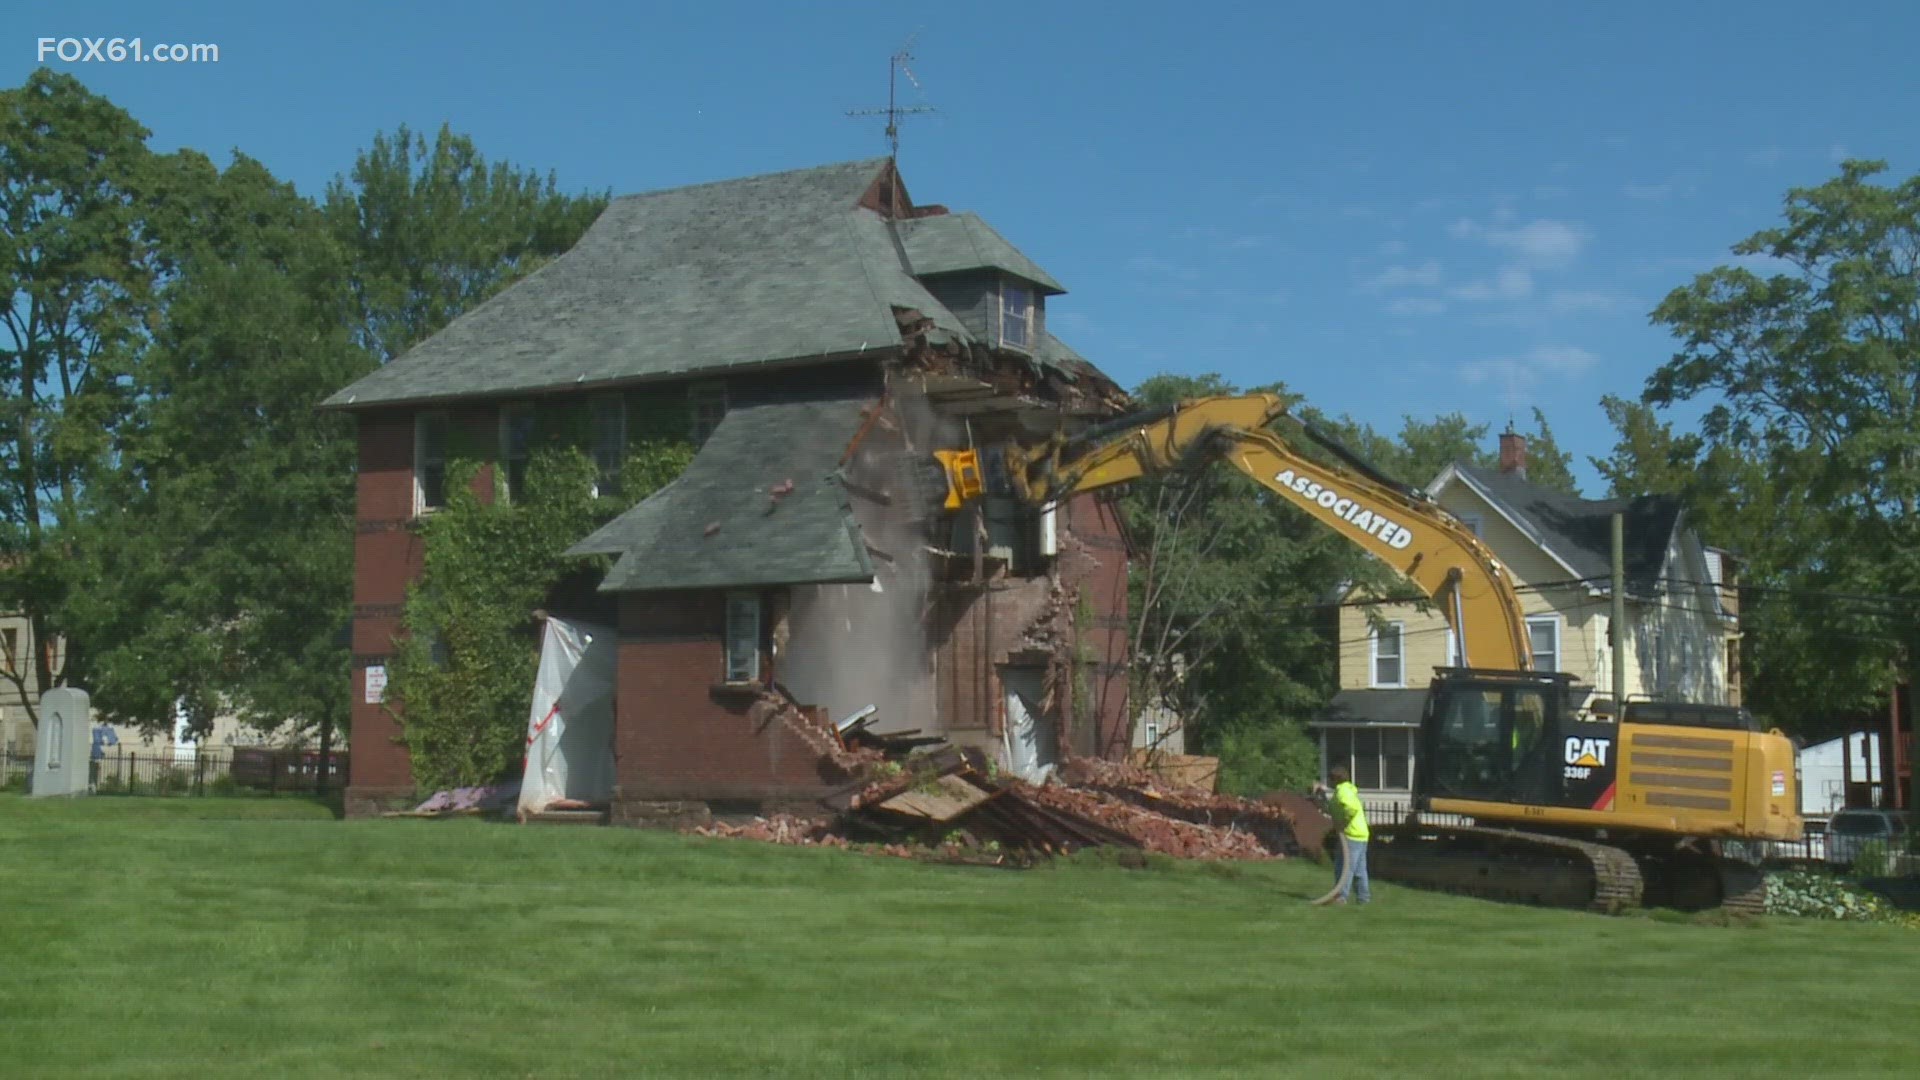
[61,148,372,746]
[1120,374,1378,793]
[1632,159,1920,750]
[0,69,164,727]
[52,109,611,764]
[324,124,608,363]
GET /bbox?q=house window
[724,591,761,684]
[1000,282,1033,350]
[1371,622,1404,687]
[2,627,16,674]
[590,396,625,497]
[498,405,533,503]
[1527,615,1561,673]
[1144,720,1160,748]
[414,411,449,514]
[689,382,727,447]
[1324,728,1416,791]
[1455,512,1483,537]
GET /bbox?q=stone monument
[30,688,93,797]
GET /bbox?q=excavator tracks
[1374,824,1770,915]
[1373,824,1645,913]
[1373,824,1645,914]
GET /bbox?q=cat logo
[1564,737,1611,767]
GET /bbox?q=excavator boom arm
[946,395,1532,672]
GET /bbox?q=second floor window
[415,411,448,514]
[1527,616,1561,673]
[1001,282,1033,350]
[499,406,533,503]
[591,396,625,497]
[1372,622,1404,687]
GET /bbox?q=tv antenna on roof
[845,38,938,158]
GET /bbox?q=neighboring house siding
[1337,484,1601,689]
[1338,604,1452,690]
[1333,479,1732,703]
[1,613,40,756]
[1635,533,1729,705]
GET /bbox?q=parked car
[1824,808,1909,870]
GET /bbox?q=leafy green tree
[1121,374,1377,793]
[62,149,372,745]
[52,106,610,767]
[1630,159,1920,756]
[0,69,164,726]
[324,124,609,363]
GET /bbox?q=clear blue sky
[17,1,1920,492]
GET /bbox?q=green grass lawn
[2,795,1913,1079]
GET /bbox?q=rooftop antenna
[845,38,938,159]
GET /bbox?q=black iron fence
[1,746,347,797]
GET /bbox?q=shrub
[1764,869,1904,923]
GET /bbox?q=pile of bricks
[685,745,1311,864]
[1006,777,1275,860]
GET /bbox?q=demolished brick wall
[612,591,844,803]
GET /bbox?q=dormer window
[1000,282,1033,351]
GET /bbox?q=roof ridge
[607,157,891,203]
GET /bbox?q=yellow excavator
[931,393,1801,912]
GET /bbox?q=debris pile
[682,723,1320,865]
[748,687,888,775]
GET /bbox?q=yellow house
[1314,432,1740,811]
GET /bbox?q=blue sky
[17,1,1920,492]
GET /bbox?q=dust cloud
[777,388,954,735]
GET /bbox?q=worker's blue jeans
[1332,838,1370,904]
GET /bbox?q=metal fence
[1,746,346,797]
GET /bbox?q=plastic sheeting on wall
[517,617,618,815]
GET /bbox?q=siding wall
[1334,478,1732,704]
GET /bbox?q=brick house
[322,158,1135,820]
[1313,430,1740,812]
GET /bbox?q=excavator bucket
[932,449,984,510]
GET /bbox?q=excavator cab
[1417,668,1617,814]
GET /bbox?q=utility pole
[1611,512,1627,714]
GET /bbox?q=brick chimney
[1498,429,1528,478]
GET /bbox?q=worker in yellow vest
[1313,765,1371,905]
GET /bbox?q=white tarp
[517,617,618,815]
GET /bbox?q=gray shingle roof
[1454,464,1682,593]
[1311,689,1428,728]
[567,395,877,592]
[898,212,1066,293]
[323,159,1017,410]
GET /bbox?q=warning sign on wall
[365,664,386,705]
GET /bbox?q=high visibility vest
[1333,781,1370,841]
